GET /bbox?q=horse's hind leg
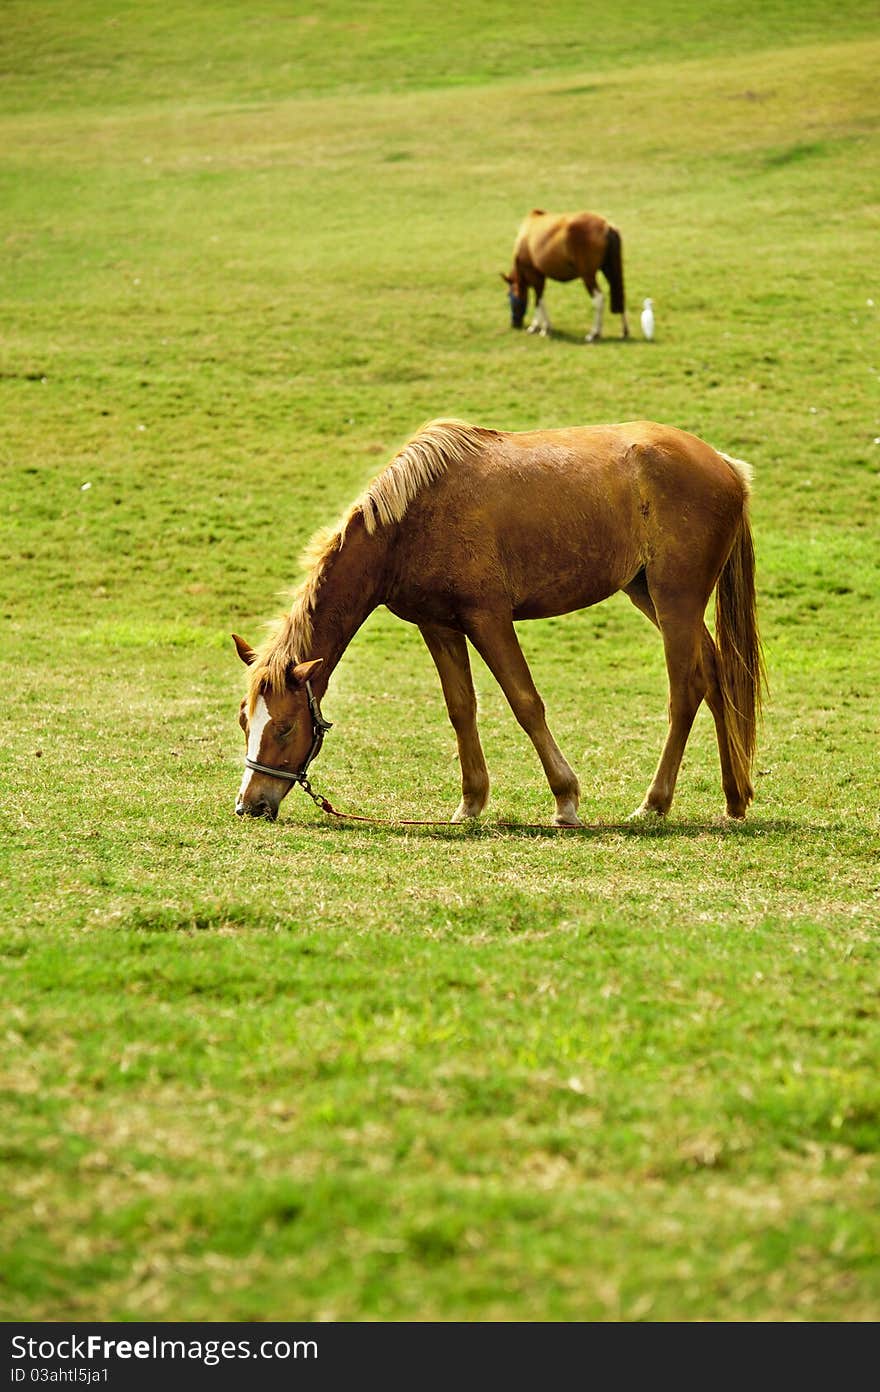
[626,574,745,818]
[462,610,581,826]
[526,274,550,336]
[626,577,708,818]
[420,623,490,821]
[584,278,604,342]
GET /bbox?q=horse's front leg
[630,598,708,819]
[419,623,490,821]
[463,611,581,826]
[527,299,552,337]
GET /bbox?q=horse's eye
[276,725,292,740]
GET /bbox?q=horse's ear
[501,272,513,284]
[290,658,324,687]
[232,633,257,666]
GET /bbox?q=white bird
[641,298,655,341]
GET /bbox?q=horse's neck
[305,517,386,692]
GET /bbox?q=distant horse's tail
[714,465,767,805]
[601,225,626,315]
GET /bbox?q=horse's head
[232,633,325,821]
[501,272,527,329]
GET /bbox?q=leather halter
[508,287,527,324]
[243,681,333,786]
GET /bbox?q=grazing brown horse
[502,209,629,341]
[234,418,764,826]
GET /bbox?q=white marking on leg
[587,289,604,342]
[451,790,489,822]
[528,299,551,336]
[238,694,272,801]
[553,797,582,828]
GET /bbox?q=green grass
[1,1,879,1322]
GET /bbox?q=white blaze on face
[238,694,272,801]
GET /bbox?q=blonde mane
[354,418,490,534]
[246,418,489,706]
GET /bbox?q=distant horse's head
[233,633,325,821]
[501,272,527,329]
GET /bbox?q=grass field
[2,2,879,1321]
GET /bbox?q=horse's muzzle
[235,798,277,821]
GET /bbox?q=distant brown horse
[233,419,764,825]
[502,209,629,341]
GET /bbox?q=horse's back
[499,423,744,527]
[516,209,611,280]
[408,421,745,533]
[506,420,735,474]
[389,423,747,621]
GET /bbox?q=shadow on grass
[542,330,640,347]
[505,328,641,347]
[290,813,804,841]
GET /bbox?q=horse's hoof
[526,324,539,335]
[585,333,600,344]
[627,804,664,822]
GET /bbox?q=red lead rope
[298,779,639,833]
